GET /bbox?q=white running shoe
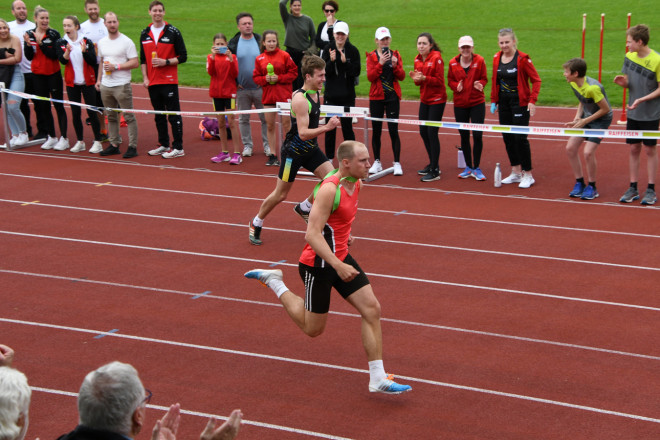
[53,137,70,151]
[148,145,170,156]
[9,135,18,147]
[14,132,29,146]
[71,141,86,152]
[242,146,253,157]
[393,162,403,176]
[244,269,283,286]
[518,173,535,188]
[41,136,58,150]
[89,141,103,153]
[162,149,185,159]
[501,172,522,184]
[369,159,382,174]
[369,374,412,394]
[263,145,271,156]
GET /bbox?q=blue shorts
[583,115,612,144]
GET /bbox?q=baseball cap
[375,27,391,40]
[458,36,474,48]
[334,21,349,35]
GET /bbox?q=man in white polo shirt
[95,11,139,158]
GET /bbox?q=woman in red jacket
[448,36,488,180]
[253,30,297,166]
[56,16,102,154]
[410,32,446,182]
[207,33,242,165]
[367,26,405,176]
[491,28,541,189]
[23,5,68,151]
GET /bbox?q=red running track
[0,84,659,439]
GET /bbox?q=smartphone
[218,46,227,54]
[382,47,390,54]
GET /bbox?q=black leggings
[148,84,183,150]
[66,84,102,141]
[498,93,532,171]
[454,102,486,169]
[33,71,67,138]
[419,102,445,170]
[369,98,401,162]
[323,98,355,159]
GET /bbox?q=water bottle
[267,63,275,84]
[494,163,502,187]
[457,149,466,168]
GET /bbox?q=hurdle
[0,83,43,151]
[275,102,392,181]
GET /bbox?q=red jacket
[447,53,487,108]
[366,49,405,100]
[23,28,61,76]
[206,53,238,99]
[139,22,188,86]
[253,48,297,105]
[490,50,541,107]
[57,37,97,87]
[412,50,446,105]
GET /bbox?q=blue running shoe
[580,185,599,200]
[471,167,486,181]
[458,167,472,179]
[369,374,412,394]
[641,188,657,205]
[569,181,585,198]
[244,269,282,286]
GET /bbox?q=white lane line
[30,387,354,440]
[3,268,659,361]
[1,233,659,313]
[3,319,657,425]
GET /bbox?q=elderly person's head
[0,367,31,440]
[77,362,148,437]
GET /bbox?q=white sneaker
[162,149,185,159]
[89,141,103,154]
[53,136,69,151]
[369,159,382,174]
[263,145,271,156]
[15,132,29,146]
[501,172,522,184]
[9,135,18,147]
[518,173,535,188]
[242,146,253,157]
[393,162,403,176]
[71,141,86,153]
[41,135,58,150]
[148,145,170,156]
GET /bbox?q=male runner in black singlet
[249,55,341,245]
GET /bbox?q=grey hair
[0,367,31,440]
[77,362,145,435]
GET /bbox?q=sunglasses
[324,9,335,13]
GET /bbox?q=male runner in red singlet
[245,140,412,394]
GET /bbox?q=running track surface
[1,86,659,440]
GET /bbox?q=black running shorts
[298,253,370,314]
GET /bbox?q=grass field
[20,0,660,107]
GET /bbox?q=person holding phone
[366,26,405,176]
[207,32,242,165]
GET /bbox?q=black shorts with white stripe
[298,253,370,314]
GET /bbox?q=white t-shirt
[80,19,108,64]
[97,33,138,87]
[64,34,86,85]
[150,24,164,44]
[8,19,34,73]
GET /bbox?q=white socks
[268,279,288,298]
[252,216,264,227]
[299,199,313,212]
[368,359,386,385]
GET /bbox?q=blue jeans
[7,68,26,135]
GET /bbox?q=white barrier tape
[366,116,660,139]
[1,88,280,117]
